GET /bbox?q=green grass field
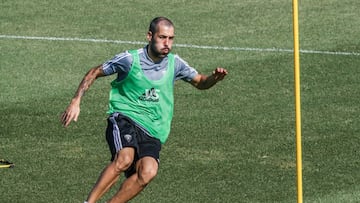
[1,0,359,202]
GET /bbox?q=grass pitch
[1,0,359,202]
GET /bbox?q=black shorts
[106,113,161,177]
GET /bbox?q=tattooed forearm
[72,66,103,99]
[75,77,94,98]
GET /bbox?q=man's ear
[146,31,153,41]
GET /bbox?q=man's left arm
[190,67,228,90]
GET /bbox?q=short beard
[149,41,169,59]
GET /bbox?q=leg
[107,156,159,203]
[86,147,135,203]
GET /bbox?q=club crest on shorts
[124,134,133,143]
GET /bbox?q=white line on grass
[1,34,359,56]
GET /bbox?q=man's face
[147,22,175,60]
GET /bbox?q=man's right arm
[61,65,105,127]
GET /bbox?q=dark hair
[148,17,174,33]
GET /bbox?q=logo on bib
[139,88,160,102]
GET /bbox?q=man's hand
[190,67,228,90]
[212,67,228,81]
[61,101,80,127]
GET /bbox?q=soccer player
[61,16,228,203]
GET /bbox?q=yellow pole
[292,0,303,203]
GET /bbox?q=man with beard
[61,16,228,203]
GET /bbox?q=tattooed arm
[61,65,105,127]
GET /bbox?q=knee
[113,154,133,173]
[137,165,158,186]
